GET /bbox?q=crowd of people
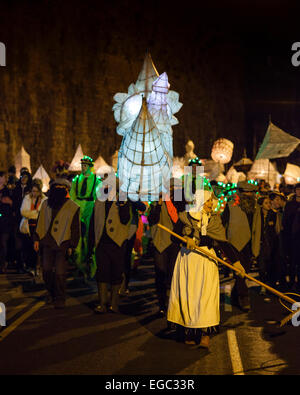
[0,157,299,349]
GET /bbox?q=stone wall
[0,1,251,174]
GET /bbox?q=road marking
[0,301,45,342]
[6,291,47,321]
[227,329,244,375]
[224,284,232,312]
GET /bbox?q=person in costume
[33,178,80,309]
[167,186,245,348]
[119,199,147,296]
[148,179,183,316]
[70,156,101,277]
[88,178,131,314]
[221,180,258,311]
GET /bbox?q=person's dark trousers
[273,234,288,289]
[154,244,180,311]
[22,234,37,271]
[95,241,125,285]
[0,232,10,270]
[231,242,251,300]
[124,234,136,289]
[14,227,25,272]
[288,238,300,288]
[42,245,68,303]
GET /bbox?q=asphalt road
[0,261,300,375]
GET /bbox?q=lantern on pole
[284,163,300,185]
[211,138,234,164]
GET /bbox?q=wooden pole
[157,223,300,325]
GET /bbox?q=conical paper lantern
[284,163,300,184]
[33,165,50,192]
[94,155,114,177]
[248,159,279,188]
[68,144,84,171]
[15,146,31,177]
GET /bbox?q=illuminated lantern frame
[211,138,234,164]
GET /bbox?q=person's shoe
[199,335,210,349]
[184,339,196,345]
[157,308,166,317]
[109,305,120,313]
[119,288,130,297]
[238,296,251,312]
[110,284,120,313]
[94,305,107,314]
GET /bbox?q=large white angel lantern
[112,53,182,200]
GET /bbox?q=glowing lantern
[184,140,197,165]
[94,155,114,178]
[211,138,234,164]
[226,165,246,184]
[248,159,279,188]
[118,98,171,201]
[68,144,84,172]
[172,157,185,178]
[284,163,300,185]
[33,165,50,192]
[15,146,31,177]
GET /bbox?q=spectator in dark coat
[0,171,14,273]
[252,196,278,291]
[282,183,300,290]
[12,171,32,272]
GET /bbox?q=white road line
[227,329,244,375]
[6,290,47,321]
[0,301,45,342]
[224,284,232,312]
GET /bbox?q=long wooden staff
[158,223,300,327]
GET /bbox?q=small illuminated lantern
[211,138,234,164]
[69,144,84,172]
[33,165,50,192]
[15,146,32,177]
[94,155,114,178]
[284,163,300,185]
[248,159,279,188]
[172,156,185,178]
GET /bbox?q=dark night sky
[0,0,300,169]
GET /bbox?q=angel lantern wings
[112,53,182,201]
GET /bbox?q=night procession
[0,0,300,382]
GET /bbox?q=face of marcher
[271,196,281,210]
[203,197,213,213]
[81,164,90,175]
[262,197,271,212]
